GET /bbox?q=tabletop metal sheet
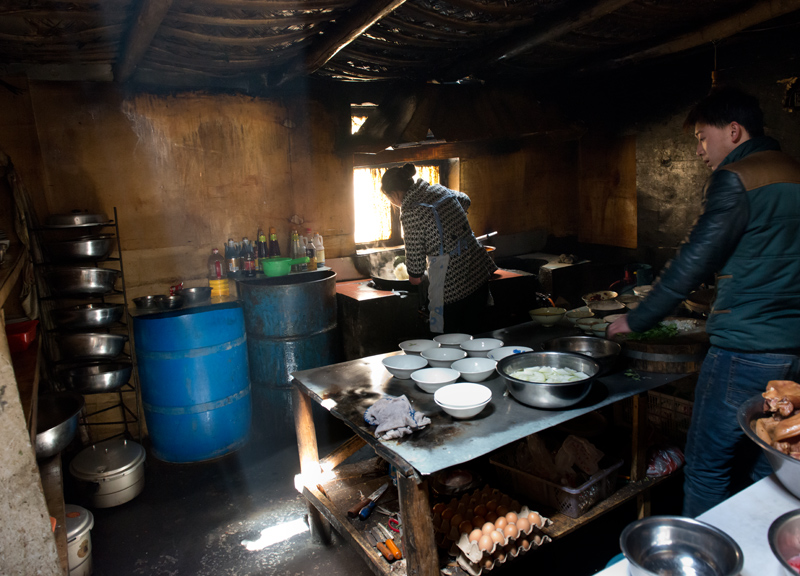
[292,320,694,477]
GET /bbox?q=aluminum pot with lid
[65,504,94,576]
[69,437,146,508]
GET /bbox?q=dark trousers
[441,282,490,335]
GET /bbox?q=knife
[371,527,396,562]
[358,482,389,520]
[378,523,403,560]
[348,483,388,518]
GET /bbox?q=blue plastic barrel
[238,270,339,445]
[133,302,251,463]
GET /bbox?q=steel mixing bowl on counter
[496,351,600,409]
[738,394,800,500]
[180,286,212,304]
[35,392,85,459]
[769,509,800,575]
[49,303,124,329]
[62,361,133,393]
[540,335,621,375]
[45,267,120,296]
[620,516,743,576]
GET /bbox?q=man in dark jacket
[608,86,800,517]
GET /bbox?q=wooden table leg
[293,387,332,544]
[397,473,438,576]
[631,392,651,519]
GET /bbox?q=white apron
[417,193,475,333]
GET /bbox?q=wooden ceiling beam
[179,0,352,9]
[602,0,800,69]
[277,0,408,85]
[115,0,174,82]
[398,3,535,31]
[440,0,636,81]
[165,11,333,27]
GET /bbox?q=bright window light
[240,518,309,551]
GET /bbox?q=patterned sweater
[400,180,497,304]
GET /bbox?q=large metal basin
[738,394,800,500]
[62,361,132,393]
[45,212,109,227]
[57,332,127,359]
[540,335,621,375]
[44,234,114,262]
[49,303,123,329]
[45,267,120,296]
[35,392,84,458]
[496,350,600,409]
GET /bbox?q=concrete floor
[71,424,684,576]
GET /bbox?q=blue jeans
[682,346,800,517]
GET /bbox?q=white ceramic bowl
[450,357,497,382]
[576,317,604,334]
[421,347,467,368]
[487,346,534,361]
[528,307,567,327]
[566,306,594,324]
[460,338,504,357]
[588,300,626,318]
[411,367,460,393]
[582,290,618,305]
[435,383,492,419]
[433,333,473,348]
[382,355,428,379]
[591,322,609,337]
[399,339,439,355]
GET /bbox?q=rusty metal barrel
[237,270,340,444]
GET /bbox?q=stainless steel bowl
[45,212,109,227]
[738,394,800,500]
[133,295,164,309]
[35,392,85,458]
[181,286,211,304]
[63,361,132,393]
[541,335,621,375]
[769,509,800,575]
[44,234,114,262]
[621,516,743,576]
[157,294,184,310]
[45,267,120,296]
[56,332,127,359]
[49,303,123,329]
[496,351,600,409]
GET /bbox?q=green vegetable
[627,322,679,341]
[624,369,642,381]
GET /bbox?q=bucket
[133,302,251,462]
[65,504,94,576]
[238,270,339,444]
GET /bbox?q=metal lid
[64,504,94,541]
[69,437,145,481]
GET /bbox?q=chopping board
[615,317,710,374]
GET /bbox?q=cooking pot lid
[69,437,145,480]
[65,504,94,540]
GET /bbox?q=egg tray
[454,506,552,575]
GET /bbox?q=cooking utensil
[44,234,114,262]
[769,509,800,575]
[371,528,396,562]
[56,332,128,359]
[497,351,600,409]
[46,267,120,296]
[540,335,621,375]
[261,256,309,277]
[45,212,110,227]
[369,274,414,291]
[366,530,393,562]
[475,231,498,243]
[133,295,164,309]
[738,394,800,500]
[69,437,146,508]
[35,392,85,459]
[377,524,402,559]
[358,482,389,520]
[180,286,212,304]
[620,515,743,576]
[62,361,133,393]
[49,303,123,329]
[156,294,184,310]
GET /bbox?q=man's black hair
[683,86,765,137]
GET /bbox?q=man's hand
[607,315,632,339]
[409,275,422,286]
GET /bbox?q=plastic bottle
[257,227,267,269]
[306,234,317,271]
[268,227,281,258]
[208,248,227,279]
[226,238,239,276]
[242,237,256,277]
[314,233,325,267]
[290,229,302,272]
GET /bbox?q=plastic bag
[646,444,685,478]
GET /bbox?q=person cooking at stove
[607,86,800,517]
[381,163,497,334]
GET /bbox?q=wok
[62,361,133,393]
[46,267,120,296]
[44,234,114,262]
[49,303,123,329]
[57,332,128,359]
[370,274,416,291]
[35,392,84,458]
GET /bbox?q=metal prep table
[291,320,696,576]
